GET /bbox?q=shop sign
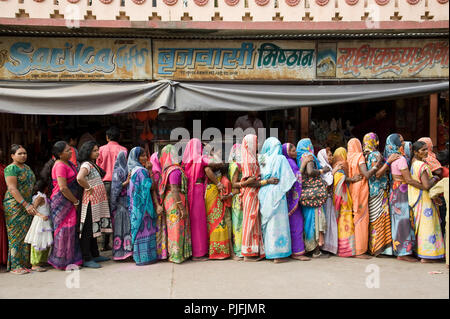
[0,38,152,80]
[336,40,449,79]
[153,40,316,80]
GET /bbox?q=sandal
[10,268,29,275]
[31,266,48,272]
[312,251,330,259]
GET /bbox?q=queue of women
[0,132,448,275]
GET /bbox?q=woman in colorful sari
[384,134,424,262]
[150,152,168,261]
[347,138,380,259]
[158,144,192,264]
[205,163,231,260]
[297,138,329,258]
[181,138,211,261]
[318,148,338,255]
[228,144,244,260]
[409,141,444,263]
[127,147,159,266]
[332,147,360,257]
[363,133,400,257]
[46,141,83,271]
[258,137,296,263]
[282,143,311,261]
[0,149,8,269]
[77,141,112,268]
[3,145,38,274]
[110,151,133,261]
[418,137,444,178]
[240,134,278,262]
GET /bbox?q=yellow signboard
[0,37,152,80]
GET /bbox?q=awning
[0,80,448,115]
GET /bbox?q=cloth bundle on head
[127,147,144,173]
[110,151,128,214]
[418,137,442,172]
[363,132,379,155]
[241,134,260,179]
[296,138,321,170]
[317,149,333,186]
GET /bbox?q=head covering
[296,138,321,170]
[127,147,144,173]
[404,141,413,166]
[363,132,379,155]
[159,144,187,199]
[282,143,298,173]
[384,134,403,160]
[258,137,283,175]
[317,148,333,186]
[241,134,260,179]
[150,152,162,183]
[282,143,302,215]
[228,143,242,167]
[418,137,442,172]
[110,151,128,213]
[332,147,349,176]
[347,138,365,178]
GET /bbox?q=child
[24,180,53,272]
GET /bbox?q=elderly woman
[3,145,38,274]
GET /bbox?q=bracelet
[386,162,391,167]
[73,200,80,206]
[85,186,92,191]
[19,199,25,205]
[260,180,267,186]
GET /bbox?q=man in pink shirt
[97,126,127,251]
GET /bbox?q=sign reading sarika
[0,38,152,80]
[153,40,316,80]
[336,40,449,79]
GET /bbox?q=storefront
[0,35,449,168]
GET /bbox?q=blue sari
[127,147,157,266]
[258,137,296,259]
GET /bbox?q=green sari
[3,164,36,271]
[228,161,243,257]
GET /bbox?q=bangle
[19,199,25,205]
[386,162,391,167]
[73,200,80,206]
[260,180,267,186]
[85,186,92,191]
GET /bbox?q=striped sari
[3,164,35,271]
[240,134,265,257]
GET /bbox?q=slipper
[10,268,29,275]
[31,266,47,272]
[312,251,330,259]
[93,256,110,263]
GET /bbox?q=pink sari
[150,152,167,260]
[182,138,210,257]
[347,138,369,256]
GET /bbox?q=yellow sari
[408,160,445,259]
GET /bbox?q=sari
[159,145,192,264]
[282,143,306,256]
[297,138,326,253]
[182,138,209,258]
[228,144,243,257]
[110,151,133,261]
[418,137,443,173]
[258,137,296,259]
[0,163,7,266]
[384,134,415,256]
[318,149,338,255]
[240,134,265,257]
[332,148,356,257]
[409,160,445,259]
[150,152,168,260]
[48,161,83,270]
[363,133,392,256]
[205,171,231,259]
[128,147,157,266]
[3,164,35,271]
[404,141,412,167]
[347,138,369,256]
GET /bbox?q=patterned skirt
[368,190,393,256]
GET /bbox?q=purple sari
[282,143,306,255]
[48,163,83,270]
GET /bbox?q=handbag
[300,174,328,208]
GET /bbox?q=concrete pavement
[0,251,448,299]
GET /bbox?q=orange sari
[347,138,369,256]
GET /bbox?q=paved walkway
[1,251,448,299]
